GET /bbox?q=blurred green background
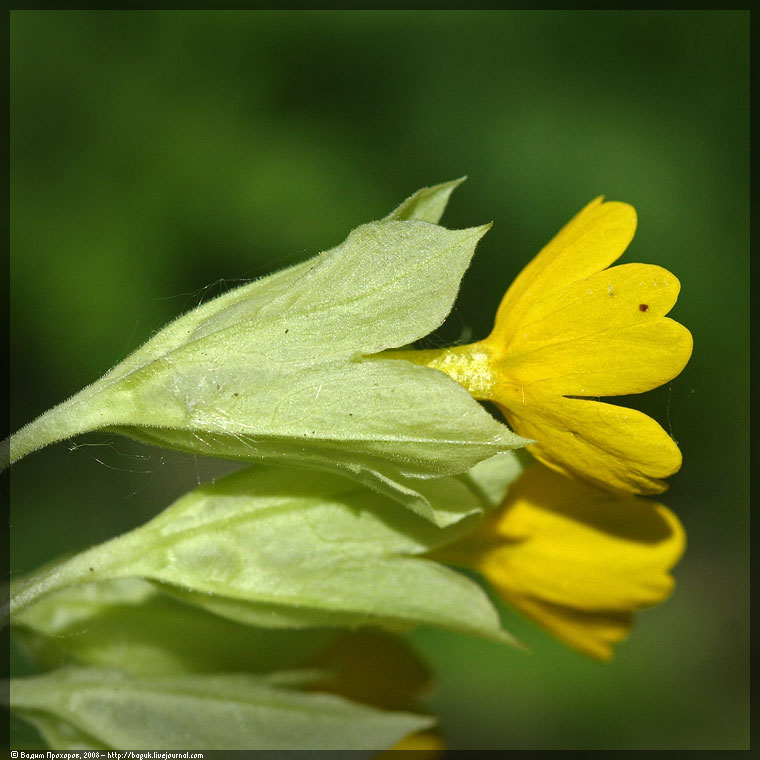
[9,10,749,750]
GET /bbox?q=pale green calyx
[12,578,338,676]
[7,179,528,520]
[8,454,525,644]
[7,667,434,751]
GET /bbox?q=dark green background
[9,10,749,750]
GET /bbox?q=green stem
[5,385,128,470]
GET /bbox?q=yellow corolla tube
[433,463,686,660]
[392,198,693,494]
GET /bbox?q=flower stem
[5,385,127,470]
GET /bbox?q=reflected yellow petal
[493,198,637,342]
[442,463,685,659]
[494,390,682,494]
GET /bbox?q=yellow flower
[306,629,445,754]
[392,197,693,494]
[305,628,433,712]
[382,730,446,755]
[433,462,685,660]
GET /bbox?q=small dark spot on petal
[639,304,649,312]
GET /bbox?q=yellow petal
[481,464,685,607]
[455,464,685,659]
[493,198,637,344]
[382,730,446,754]
[492,263,693,396]
[494,390,682,494]
[504,597,633,661]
